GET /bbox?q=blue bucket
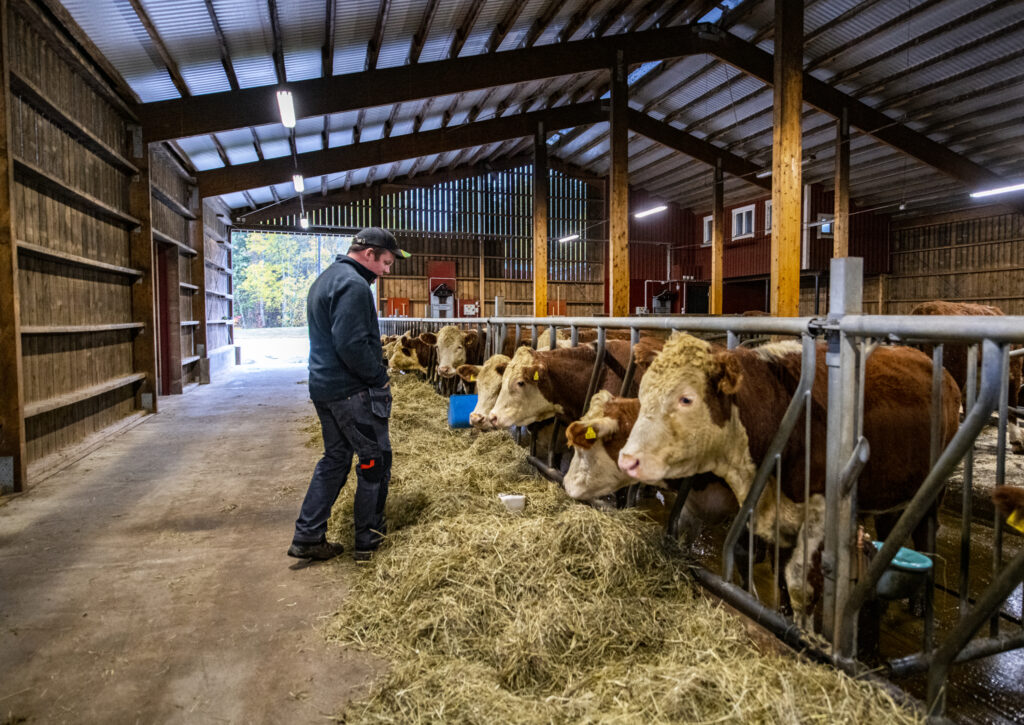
[872,541,932,600]
[448,394,478,428]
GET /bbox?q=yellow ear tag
[533,371,539,381]
[469,375,476,382]
[1008,509,1024,534]
[585,426,596,440]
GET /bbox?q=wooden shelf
[10,71,138,175]
[179,282,199,292]
[181,320,200,327]
[152,184,197,220]
[16,239,143,278]
[24,372,146,418]
[14,157,140,229]
[21,322,144,335]
[205,290,233,299]
[181,355,200,366]
[204,225,229,244]
[152,228,198,256]
[207,319,234,325]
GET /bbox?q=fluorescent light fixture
[559,234,580,243]
[970,181,1024,199]
[276,90,296,128]
[292,174,305,193]
[755,169,772,178]
[634,205,667,219]
[299,216,309,229]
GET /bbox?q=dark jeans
[294,387,392,551]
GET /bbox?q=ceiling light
[970,181,1024,198]
[277,90,296,128]
[634,205,667,219]
[299,216,309,229]
[558,234,580,243]
[292,174,305,193]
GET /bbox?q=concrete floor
[0,336,379,724]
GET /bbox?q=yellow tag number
[533,371,539,381]
[1008,509,1024,534]
[585,426,596,440]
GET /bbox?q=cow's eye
[679,395,694,407]
[516,380,525,388]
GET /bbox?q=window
[702,215,713,246]
[764,200,772,233]
[732,204,755,239]
[818,214,834,238]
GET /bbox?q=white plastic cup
[498,493,526,512]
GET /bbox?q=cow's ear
[419,332,437,345]
[712,351,743,395]
[456,364,479,382]
[566,421,597,450]
[494,361,508,376]
[633,339,662,368]
[463,330,478,347]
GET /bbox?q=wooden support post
[0,0,27,492]
[478,235,485,315]
[129,133,159,413]
[833,107,850,259]
[532,120,548,317]
[710,159,724,315]
[191,188,210,383]
[608,50,630,317]
[770,0,803,317]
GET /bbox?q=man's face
[353,247,395,277]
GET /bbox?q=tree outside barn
[232,230,354,328]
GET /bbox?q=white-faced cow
[618,333,960,621]
[388,331,437,373]
[455,353,511,430]
[911,300,1023,454]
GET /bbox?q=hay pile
[319,374,920,724]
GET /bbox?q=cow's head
[488,346,562,428]
[563,392,645,500]
[436,325,480,378]
[388,332,436,373]
[457,354,509,430]
[618,332,743,482]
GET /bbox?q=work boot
[287,538,345,560]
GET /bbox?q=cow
[993,486,1024,528]
[617,333,960,623]
[488,338,664,429]
[455,354,511,430]
[434,326,489,378]
[910,300,1023,454]
[388,331,437,373]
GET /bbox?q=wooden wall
[203,197,234,377]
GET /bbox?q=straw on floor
[317,374,920,724]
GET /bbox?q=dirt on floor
[0,333,378,724]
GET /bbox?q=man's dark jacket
[307,255,388,402]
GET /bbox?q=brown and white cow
[434,325,488,378]
[455,353,511,430]
[388,331,437,373]
[618,333,960,620]
[488,338,661,429]
[911,300,1023,454]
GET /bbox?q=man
[288,227,410,563]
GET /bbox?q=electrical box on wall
[459,299,480,317]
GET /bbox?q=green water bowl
[871,541,932,600]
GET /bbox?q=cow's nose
[469,412,483,427]
[618,452,642,477]
[487,413,499,427]
[438,365,453,377]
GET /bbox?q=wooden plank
[24,372,146,418]
[608,52,629,317]
[13,156,140,228]
[0,0,27,492]
[8,71,137,174]
[206,319,234,325]
[139,26,704,142]
[833,108,850,258]
[21,323,144,334]
[129,137,158,413]
[181,320,200,327]
[197,102,606,197]
[27,410,147,485]
[532,121,547,317]
[16,239,143,277]
[179,282,198,291]
[205,290,233,300]
[710,159,724,315]
[181,355,200,366]
[769,1,802,318]
[188,187,207,382]
[152,227,197,256]
[151,184,196,220]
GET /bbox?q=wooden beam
[520,0,566,49]
[250,128,265,162]
[322,0,336,76]
[0,0,26,491]
[138,25,702,142]
[129,133,158,413]
[365,0,391,71]
[267,0,286,83]
[127,0,190,97]
[190,187,209,383]
[833,108,850,259]
[710,158,723,315]
[533,122,548,317]
[449,0,486,59]
[608,52,629,317]
[484,0,529,53]
[197,101,606,197]
[769,1,801,318]
[407,0,441,64]
[627,109,770,190]
[558,0,602,43]
[204,0,239,90]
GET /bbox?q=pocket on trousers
[368,387,392,419]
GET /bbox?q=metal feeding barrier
[379,258,1024,718]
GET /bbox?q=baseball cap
[354,227,411,259]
